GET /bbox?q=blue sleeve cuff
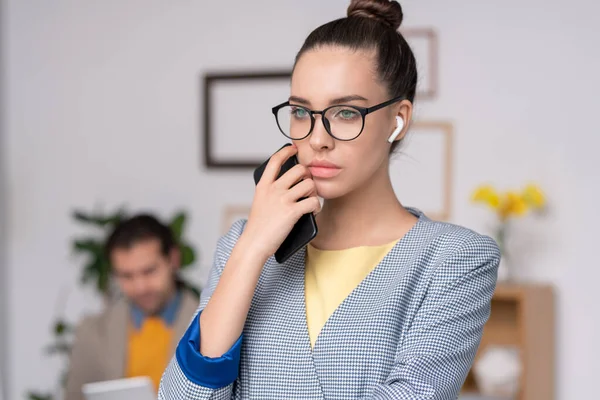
[175,311,243,389]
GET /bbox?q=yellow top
[125,317,173,392]
[305,240,398,348]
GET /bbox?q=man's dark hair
[105,214,175,258]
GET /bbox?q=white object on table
[460,394,515,400]
[82,376,155,400]
[473,345,521,398]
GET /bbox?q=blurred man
[65,214,199,400]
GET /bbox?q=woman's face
[290,46,410,200]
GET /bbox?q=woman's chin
[314,181,348,201]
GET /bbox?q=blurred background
[1,0,599,399]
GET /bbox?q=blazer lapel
[104,298,129,380]
[248,248,324,398]
[170,289,199,354]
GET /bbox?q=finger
[295,196,321,217]
[285,178,316,201]
[261,144,297,183]
[276,164,309,190]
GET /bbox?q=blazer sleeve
[159,220,246,400]
[365,233,501,400]
[64,318,99,400]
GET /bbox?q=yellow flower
[471,185,500,209]
[472,183,547,222]
[521,184,546,209]
[498,191,528,220]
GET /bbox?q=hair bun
[347,0,403,30]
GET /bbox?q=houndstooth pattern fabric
[159,209,500,399]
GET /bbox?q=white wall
[3,0,599,398]
[0,0,8,397]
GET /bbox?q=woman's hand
[242,144,321,262]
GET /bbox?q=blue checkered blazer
[159,209,500,399]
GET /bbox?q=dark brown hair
[105,214,175,259]
[294,0,417,152]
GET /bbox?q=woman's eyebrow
[288,94,369,106]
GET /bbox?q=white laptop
[82,376,155,400]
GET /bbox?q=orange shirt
[125,291,182,392]
[125,317,173,392]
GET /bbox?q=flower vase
[496,254,513,282]
[495,222,513,283]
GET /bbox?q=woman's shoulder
[402,209,501,277]
[418,212,497,250]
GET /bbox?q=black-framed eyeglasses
[271,95,404,141]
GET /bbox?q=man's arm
[64,318,98,400]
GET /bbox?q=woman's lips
[308,161,341,178]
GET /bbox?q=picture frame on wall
[400,28,439,100]
[389,121,453,221]
[202,70,293,169]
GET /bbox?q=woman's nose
[309,115,335,150]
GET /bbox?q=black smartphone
[253,143,318,264]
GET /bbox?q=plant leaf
[180,280,201,299]
[45,342,71,355]
[72,239,103,256]
[188,285,201,298]
[169,211,186,242]
[91,257,110,295]
[61,369,69,387]
[81,261,98,284]
[80,257,104,285]
[180,243,195,268]
[72,207,128,227]
[27,392,54,400]
[72,210,95,223]
[53,319,73,336]
[73,211,114,227]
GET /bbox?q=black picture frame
[202,70,292,169]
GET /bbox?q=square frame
[391,120,454,221]
[202,70,292,169]
[401,28,439,100]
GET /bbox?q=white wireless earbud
[387,116,404,143]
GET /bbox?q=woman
[160,0,499,398]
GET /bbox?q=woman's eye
[336,108,359,120]
[291,107,309,118]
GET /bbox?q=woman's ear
[388,116,405,143]
[389,100,412,143]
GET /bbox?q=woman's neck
[313,172,418,250]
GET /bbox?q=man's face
[111,239,178,315]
